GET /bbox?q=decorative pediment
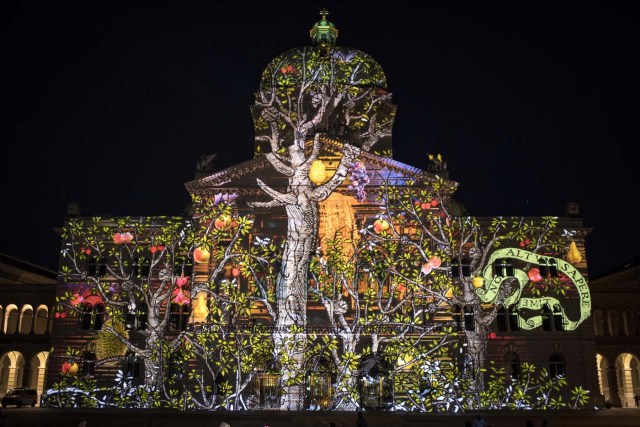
[185,137,458,200]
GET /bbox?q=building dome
[259,10,387,90]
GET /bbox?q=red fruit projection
[488,332,498,340]
[527,267,543,283]
[525,239,531,245]
[172,290,190,305]
[123,232,133,243]
[113,233,126,245]
[439,211,446,218]
[85,249,91,255]
[61,362,71,374]
[60,312,67,319]
[176,276,189,287]
[150,246,157,254]
[55,312,60,318]
[373,219,390,234]
[519,241,525,248]
[157,244,165,251]
[428,255,442,268]
[232,268,241,277]
[215,215,232,230]
[421,263,432,275]
[421,202,431,210]
[193,247,210,264]
[430,200,439,207]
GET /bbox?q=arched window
[5,306,19,334]
[81,304,93,330]
[495,259,514,277]
[136,303,148,331]
[538,257,549,277]
[496,308,507,331]
[97,258,107,277]
[132,257,150,278]
[94,304,104,331]
[593,309,605,336]
[173,257,193,277]
[549,354,565,377]
[509,307,520,331]
[19,306,33,334]
[124,354,141,379]
[505,352,520,379]
[608,309,621,336]
[548,259,558,277]
[140,258,150,277]
[622,309,636,336]
[87,257,98,277]
[451,258,460,278]
[34,306,49,334]
[541,304,552,331]
[464,306,475,331]
[553,305,564,331]
[82,352,96,376]
[170,303,190,331]
[461,258,471,277]
[452,305,462,332]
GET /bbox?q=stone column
[622,368,634,407]
[607,360,622,407]
[21,364,31,388]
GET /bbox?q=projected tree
[372,176,591,397]
[249,45,395,409]
[55,215,197,395]
[50,202,274,408]
[306,228,459,411]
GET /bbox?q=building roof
[0,253,57,285]
[589,256,640,287]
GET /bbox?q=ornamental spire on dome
[310,8,339,46]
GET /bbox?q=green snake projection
[476,248,591,330]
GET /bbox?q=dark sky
[1,1,638,278]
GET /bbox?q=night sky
[2,1,638,278]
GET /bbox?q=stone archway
[33,305,49,334]
[28,351,49,405]
[615,353,640,407]
[0,351,25,395]
[19,305,34,334]
[596,353,610,401]
[4,304,18,334]
[304,355,335,410]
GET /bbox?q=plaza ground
[3,408,640,427]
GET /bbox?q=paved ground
[2,407,640,427]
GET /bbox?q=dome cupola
[259,10,387,90]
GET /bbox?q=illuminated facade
[44,12,597,411]
[0,253,57,404]
[590,258,640,407]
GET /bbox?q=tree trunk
[275,197,319,410]
[142,313,163,397]
[465,328,488,400]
